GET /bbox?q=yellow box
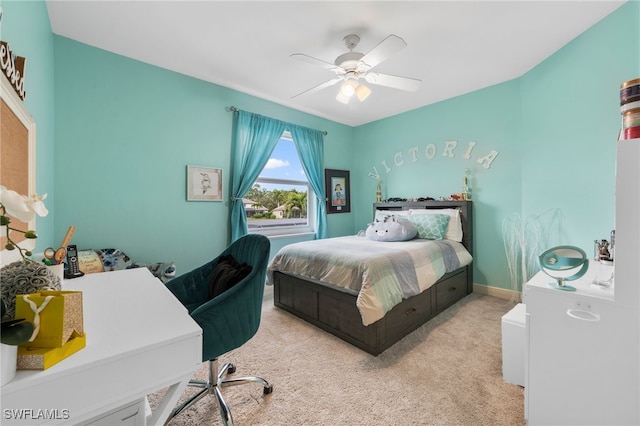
[14,291,83,348]
[17,334,86,370]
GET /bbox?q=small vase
[1,343,17,386]
[47,263,65,283]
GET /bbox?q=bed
[269,200,473,355]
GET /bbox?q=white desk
[1,268,202,425]
[524,261,639,425]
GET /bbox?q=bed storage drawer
[274,272,379,352]
[384,286,434,339]
[273,265,471,356]
[435,269,468,311]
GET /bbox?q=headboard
[373,200,473,255]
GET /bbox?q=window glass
[246,133,314,236]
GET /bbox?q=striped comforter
[267,236,473,326]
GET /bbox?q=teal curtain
[289,125,327,239]
[230,111,286,241]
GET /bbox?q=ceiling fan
[291,34,422,104]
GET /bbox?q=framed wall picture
[187,165,222,201]
[325,169,350,214]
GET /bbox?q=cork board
[1,98,29,243]
[0,74,36,265]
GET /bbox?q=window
[245,132,315,237]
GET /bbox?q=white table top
[1,268,202,425]
[525,259,615,302]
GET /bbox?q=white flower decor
[0,185,49,261]
[0,186,48,223]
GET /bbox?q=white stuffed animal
[365,215,417,242]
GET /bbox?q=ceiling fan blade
[292,78,343,99]
[290,53,344,74]
[359,34,407,70]
[365,72,421,92]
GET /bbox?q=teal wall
[521,2,639,251]
[353,2,638,289]
[52,37,354,273]
[352,79,522,288]
[4,1,638,290]
[1,0,56,251]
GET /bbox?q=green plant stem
[1,204,37,262]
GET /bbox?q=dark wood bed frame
[273,200,473,355]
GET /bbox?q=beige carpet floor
[153,288,525,425]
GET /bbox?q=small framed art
[325,169,350,213]
[187,165,222,201]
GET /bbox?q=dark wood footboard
[273,265,471,356]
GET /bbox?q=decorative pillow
[78,249,106,274]
[406,213,450,240]
[81,248,176,283]
[95,248,133,271]
[128,261,176,283]
[208,254,252,300]
[365,216,418,242]
[409,208,463,242]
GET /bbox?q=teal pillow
[407,213,450,240]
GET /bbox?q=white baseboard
[473,283,522,302]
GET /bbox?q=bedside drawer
[435,270,467,311]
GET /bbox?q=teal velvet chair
[165,234,272,425]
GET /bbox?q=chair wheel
[227,364,236,374]
[263,385,273,395]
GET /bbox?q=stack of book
[620,78,640,140]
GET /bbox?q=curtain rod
[227,106,328,136]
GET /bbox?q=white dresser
[524,138,640,425]
[1,268,202,425]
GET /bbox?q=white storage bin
[501,302,526,386]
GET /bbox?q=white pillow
[409,208,463,242]
[375,209,411,221]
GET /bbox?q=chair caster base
[167,358,272,426]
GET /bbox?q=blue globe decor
[538,246,589,292]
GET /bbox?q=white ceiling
[46,1,626,127]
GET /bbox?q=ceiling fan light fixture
[336,91,351,104]
[355,83,371,101]
[291,33,421,103]
[340,79,357,97]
